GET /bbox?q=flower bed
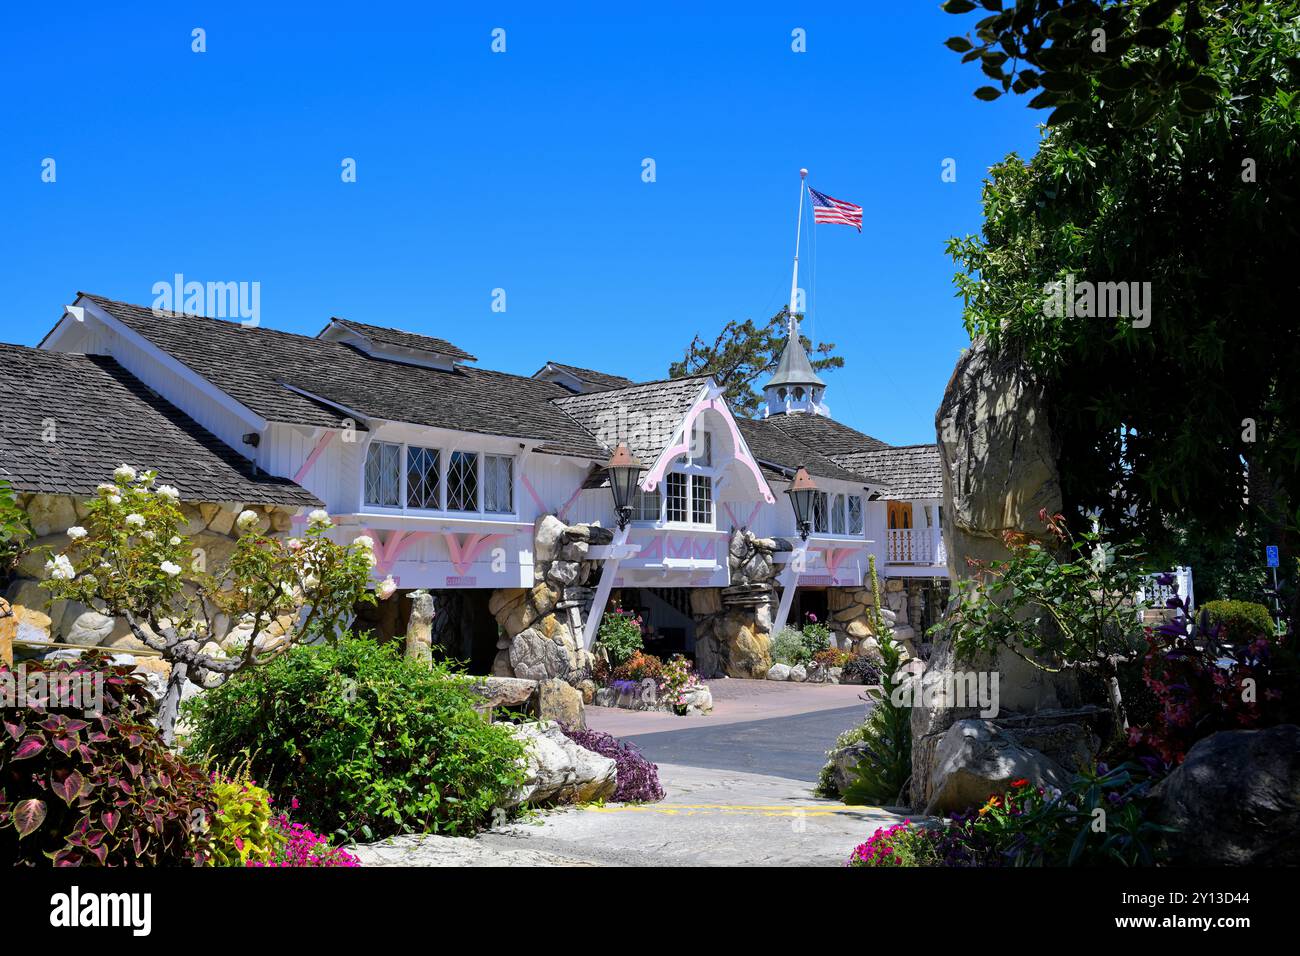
[592,652,712,715]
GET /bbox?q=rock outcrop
[691,529,786,678]
[1153,725,1300,866]
[505,721,617,806]
[924,718,1072,815]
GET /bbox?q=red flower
[1010,778,1030,788]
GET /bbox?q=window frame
[359,437,516,518]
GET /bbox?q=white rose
[46,554,76,580]
[302,573,320,590]
[157,484,180,502]
[96,483,116,496]
[160,560,182,577]
[113,464,137,482]
[236,509,261,532]
[107,495,121,506]
[142,530,156,542]
[352,535,375,551]
[169,536,181,546]
[67,526,87,540]
[125,513,146,528]
[307,509,332,529]
[376,576,398,600]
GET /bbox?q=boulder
[509,626,571,682]
[505,721,617,807]
[61,607,116,646]
[924,718,1070,815]
[534,515,567,565]
[690,588,723,616]
[825,741,873,795]
[766,662,790,681]
[538,677,586,729]
[789,664,807,683]
[472,676,538,713]
[1153,725,1300,866]
[26,494,77,536]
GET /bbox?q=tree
[944,1,1300,593]
[41,467,386,742]
[669,309,843,416]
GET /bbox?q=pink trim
[722,501,763,529]
[642,397,775,504]
[442,532,508,575]
[556,482,585,522]
[293,430,337,485]
[521,474,547,514]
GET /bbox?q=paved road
[621,705,866,781]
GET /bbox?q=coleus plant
[0,653,214,866]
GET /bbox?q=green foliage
[669,309,844,416]
[770,627,811,666]
[843,635,912,807]
[182,636,527,840]
[945,2,1300,555]
[815,722,868,798]
[0,653,214,866]
[596,607,644,667]
[945,511,1149,730]
[1201,600,1276,643]
[0,480,32,582]
[205,769,285,867]
[800,616,833,657]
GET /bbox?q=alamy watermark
[1043,273,1151,329]
[890,664,1001,718]
[151,273,260,327]
[1,664,104,714]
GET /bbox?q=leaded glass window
[632,487,661,521]
[691,475,713,525]
[666,473,688,522]
[831,494,846,535]
[448,451,479,512]
[406,446,440,509]
[484,455,513,513]
[364,441,401,507]
[813,491,829,534]
[848,495,864,535]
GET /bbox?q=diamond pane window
[666,473,688,522]
[691,475,713,525]
[406,446,440,510]
[484,455,513,513]
[364,441,401,507]
[448,451,479,512]
[813,491,829,534]
[848,495,864,535]
[831,494,846,535]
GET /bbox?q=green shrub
[0,653,214,866]
[843,635,912,806]
[1201,600,1275,643]
[183,636,527,840]
[596,607,644,666]
[800,616,833,658]
[770,627,810,666]
[0,479,32,582]
[205,770,285,867]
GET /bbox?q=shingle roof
[553,377,708,465]
[83,295,604,460]
[736,418,884,486]
[535,362,635,392]
[765,413,890,456]
[832,444,942,499]
[0,344,319,506]
[327,318,477,362]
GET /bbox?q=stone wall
[488,515,610,684]
[825,579,919,660]
[6,493,299,664]
[690,529,788,678]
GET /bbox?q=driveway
[354,680,908,867]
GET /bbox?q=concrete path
[354,680,907,867]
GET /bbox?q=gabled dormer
[762,314,829,418]
[319,318,476,371]
[532,361,635,394]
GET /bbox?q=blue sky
[0,2,1041,445]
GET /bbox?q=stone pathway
[354,680,909,867]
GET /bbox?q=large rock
[472,676,538,713]
[766,662,790,681]
[1153,725,1300,866]
[509,625,571,681]
[26,494,77,536]
[61,607,116,646]
[537,677,586,729]
[924,718,1070,815]
[506,721,617,806]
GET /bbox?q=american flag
[808,186,862,231]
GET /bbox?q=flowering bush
[40,467,379,742]
[610,650,663,683]
[800,614,833,657]
[847,821,941,867]
[813,647,853,668]
[770,627,811,665]
[204,770,285,867]
[250,814,360,867]
[0,653,214,866]
[657,654,701,713]
[595,606,645,666]
[557,726,665,803]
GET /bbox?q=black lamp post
[786,465,817,540]
[607,443,642,531]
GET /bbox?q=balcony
[885,527,947,567]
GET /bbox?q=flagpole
[788,168,808,338]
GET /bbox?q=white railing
[886,528,946,566]
[1137,567,1195,613]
